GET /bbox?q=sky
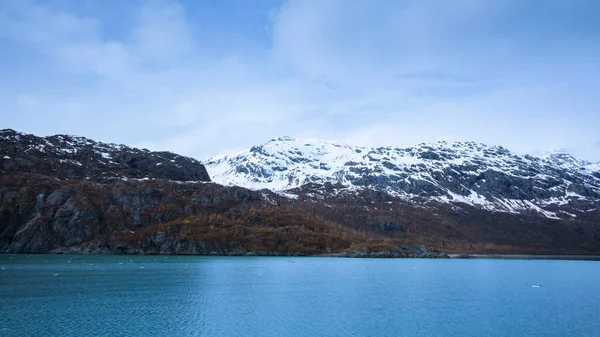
[1,0,600,162]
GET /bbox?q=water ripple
[0,255,599,336]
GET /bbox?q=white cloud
[1,0,599,162]
[130,0,194,64]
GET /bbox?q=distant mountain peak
[270,136,295,142]
[0,128,25,138]
[540,148,589,168]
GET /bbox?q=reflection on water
[1,255,599,336]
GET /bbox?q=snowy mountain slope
[585,162,600,173]
[205,137,600,218]
[540,148,590,169]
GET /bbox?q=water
[1,255,599,336]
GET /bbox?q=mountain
[205,137,600,219]
[0,129,211,182]
[540,148,590,168]
[0,130,446,257]
[2,130,600,257]
[585,162,600,177]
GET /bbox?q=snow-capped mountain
[585,162,600,174]
[2,129,600,256]
[205,137,600,218]
[540,148,590,168]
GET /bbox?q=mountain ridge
[204,137,600,219]
[0,129,211,183]
[2,129,600,257]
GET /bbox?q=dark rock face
[0,129,211,183]
[49,199,95,247]
[337,250,449,258]
[2,171,387,256]
[0,173,272,254]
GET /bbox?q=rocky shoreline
[33,243,451,258]
[449,254,600,261]
[1,250,450,258]
[5,251,600,260]
[1,239,451,258]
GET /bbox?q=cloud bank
[1,0,599,161]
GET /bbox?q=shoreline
[447,254,600,261]
[2,251,600,260]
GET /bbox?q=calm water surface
[1,255,599,336]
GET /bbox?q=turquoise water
[1,255,599,336]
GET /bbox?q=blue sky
[1,0,600,161]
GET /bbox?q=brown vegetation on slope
[0,173,432,256]
[2,172,599,256]
[285,185,600,255]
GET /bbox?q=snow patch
[59,159,82,166]
[276,191,299,200]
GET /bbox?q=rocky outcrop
[0,173,261,254]
[337,245,450,258]
[0,173,411,256]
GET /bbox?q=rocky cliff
[0,173,447,257]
